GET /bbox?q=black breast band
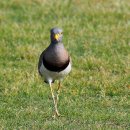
[42,57,70,72]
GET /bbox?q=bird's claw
[52,111,60,118]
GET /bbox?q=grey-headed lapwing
[38,27,71,117]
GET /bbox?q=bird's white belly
[40,62,71,82]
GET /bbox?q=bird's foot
[52,111,60,119]
[56,111,60,117]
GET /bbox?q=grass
[0,0,130,129]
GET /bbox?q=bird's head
[50,27,63,43]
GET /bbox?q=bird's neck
[51,41,63,46]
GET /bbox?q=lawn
[0,0,130,129]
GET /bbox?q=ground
[0,0,130,129]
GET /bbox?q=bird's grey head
[50,27,63,43]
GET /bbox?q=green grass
[0,0,130,129]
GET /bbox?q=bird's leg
[55,81,61,115]
[49,82,60,117]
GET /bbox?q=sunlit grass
[0,0,130,129]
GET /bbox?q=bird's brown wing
[38,51,45,76]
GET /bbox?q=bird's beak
[54,34,60,40]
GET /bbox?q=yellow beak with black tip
[54,34,60,40]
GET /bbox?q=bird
[38,27,71,117]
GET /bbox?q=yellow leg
[49,82,60,117]
[55,81,61,115]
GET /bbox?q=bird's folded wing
[38,51,44,76]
